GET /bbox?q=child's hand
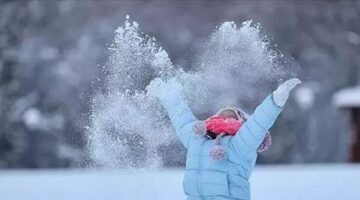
[146,77,182,100]
[272,78,302,107]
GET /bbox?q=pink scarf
[205,116,242,136]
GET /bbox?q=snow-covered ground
[1,164,359,200]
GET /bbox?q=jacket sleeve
[230,94,283,157]
[157,86,197,149]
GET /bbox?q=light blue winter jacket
[157,86,283,200]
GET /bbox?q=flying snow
[86,16,293,168]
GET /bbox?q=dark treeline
[0,0,359,168]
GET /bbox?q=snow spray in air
[86,16,291,168]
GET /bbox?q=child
[147,78,301,200]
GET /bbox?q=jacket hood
[215,106,249,121]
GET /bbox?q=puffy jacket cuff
[264,94,284,118]
[270,93,285,109]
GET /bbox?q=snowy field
[1,164,359,200]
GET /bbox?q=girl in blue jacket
[147,78,301,200]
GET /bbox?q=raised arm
[230,78,301,157]
[146,78,197,149]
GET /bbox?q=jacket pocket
[183,170,200,197]
[229,174,250,199]
[199,171,229,197]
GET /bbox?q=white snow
[88,18,290,168]
[0,164,359,200]
[333,86,360,107]
[23,108,43,130]
[22,107,65,131]
[294,86,315,110]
